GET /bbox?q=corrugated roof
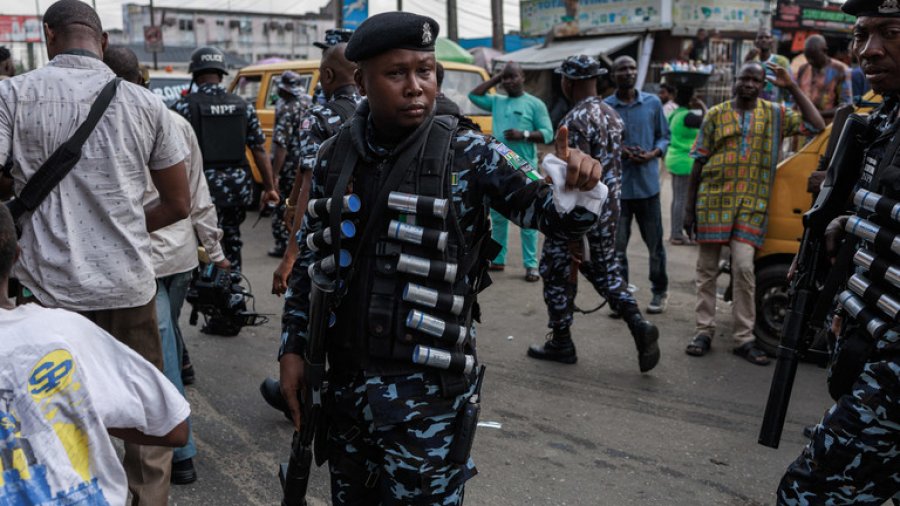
[494,35,639,70]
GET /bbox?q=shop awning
[494,35,639,70]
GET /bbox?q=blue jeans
[490,208,538,268]
[615,194,668,296]
[156,271,197,463]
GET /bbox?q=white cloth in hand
[541,153,608,216]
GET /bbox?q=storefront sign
[521,0,663,37]
[774,1,854,32]
[0,16,41,43]
[672,0,764,32]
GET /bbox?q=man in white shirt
[104,45,229,486]
[0,2,190,503]
[0,204,191,506]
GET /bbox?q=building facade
[121,3,335,67]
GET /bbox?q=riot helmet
[189,46,229,75]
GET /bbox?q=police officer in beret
[269,71,310,258]
[528,55,661,373]
[777,0,900,502]
[278,12,603,504]
[264,32,361,413]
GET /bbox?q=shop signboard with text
[672,0,764,33]
[774,0,855,32]
[521,0,665,37]
[0,16,41,43]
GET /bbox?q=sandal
[489,263,505,272]
[685,333,712,357]
[732,342,771,366]
[669,237,687,245]
[525,268,540,282]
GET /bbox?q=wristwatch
[523,130,531,142]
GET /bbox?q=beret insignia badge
[422,22,433,45]
[880,0,900,13]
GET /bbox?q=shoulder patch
[492,143,541,182]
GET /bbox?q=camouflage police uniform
[173,82,266,273]
[529,56,660,373]
[776,1,900,499]
[271,91,307,253]
[295,84,363,177]
[281,13,596,505]
[777,99,900,506]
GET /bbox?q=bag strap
[7,78,120,219]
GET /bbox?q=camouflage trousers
[777,352,900,505]
[326,372,477,505]
[271,164,299,251]
[540,199,637,330]
[216,205,246,274]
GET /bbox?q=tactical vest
[322,114,493,394]
[311,95,358,140]
[828,107,900,400]
[185,92,249,168]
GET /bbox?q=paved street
[170,178,834,505]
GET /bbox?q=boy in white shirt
[0,204,190,505]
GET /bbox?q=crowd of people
[0,0,898,504]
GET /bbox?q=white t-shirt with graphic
[0,304,190,505]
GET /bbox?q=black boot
[624,307,661,373]
[527,328,577,364]
[259,377,293,422]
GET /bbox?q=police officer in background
[278,12,604,503]
[528,55,660,373]
[173,46,279,281]
[269,71,309,258]
[777,0,900,502]
[263,30,360,414]
[271,30,360,296]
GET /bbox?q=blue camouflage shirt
[296,85,362,173]
[280,103,599,359]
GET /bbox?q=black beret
[345,12,440,62]
[843,0,900,17]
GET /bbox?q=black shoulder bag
[5,78,121,224]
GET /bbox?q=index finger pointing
[555,125,570,160]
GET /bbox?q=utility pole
[491,0,504,51]
[397,0,402,11]
[334,0,343,28]
[447,0,458,41]
[149,0,158,70]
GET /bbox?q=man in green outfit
[469,62,554,282]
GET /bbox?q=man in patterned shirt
[173,46,279,281]
[797,34,853,123]
[528,55,660,372]
[269,71,309,258]
[683,62,824,364]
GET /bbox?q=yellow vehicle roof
[235,59,486,74]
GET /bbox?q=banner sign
[774,1,855,32]
[672,0,764,32]
[343,0,368,30]
[0,16,41,43]
[144,26,163,53]
[521,0,663,37]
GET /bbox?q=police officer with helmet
[776,0,900,501]
[173,46,279,291]
[278,12,604,504]
[269,70,309,258]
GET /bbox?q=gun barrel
[280,431,313,506]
